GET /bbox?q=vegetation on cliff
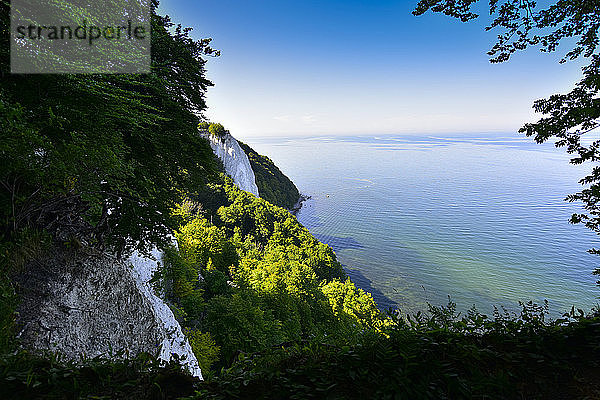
[196,303,600,399]
[196,121,300,209]
[155,177,382,372]
[208,123,227,139]
[0,0,222,381]
[238,141,301,210]
[3,301,599,399]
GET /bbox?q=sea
[244,133,600,317]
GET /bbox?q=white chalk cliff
[129,247,203,379]
[16,246,202,379]
[203,131,260,196]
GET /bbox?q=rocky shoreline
[290,194,311,216]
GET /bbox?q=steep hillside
[155,176,382,373]
[3,2,600,399]
[238,141,301,209]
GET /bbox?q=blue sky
[158,0,584,138]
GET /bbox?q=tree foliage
[414,0,600,283]
[208,123,227,139]
[0,1,221,256]
[157,177,384,370]
[197,302,600,400]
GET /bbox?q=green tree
[175,217,238,274]
[0,1,221,256]
[414,0,600,283]
[156,178,384,368]
[183,328,220,373]
[209,123,227,138]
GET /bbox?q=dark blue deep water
[245,134,600,315]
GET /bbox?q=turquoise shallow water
[245,134,600,316]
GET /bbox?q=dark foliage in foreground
[196,302,600,400]
[0,351,199,400]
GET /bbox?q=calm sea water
[245,134,600,316]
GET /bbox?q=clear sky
[158,0,584,138]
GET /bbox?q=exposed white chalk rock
[16,247,202,379]
[203,130,259,196]
[129,247,203,379]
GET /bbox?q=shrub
[183,328,220,373]
[205,291,284,363]
[0,351,199,399]
[175,217,239,274]
[161,246,205,323]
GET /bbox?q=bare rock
[203,130,260,197]
[15,246,202,379]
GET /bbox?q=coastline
[290,194,311,216]
[290,193,396,312]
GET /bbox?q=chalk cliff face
[16,246,202,379]
[129,247,203,378]
[204,131,260,196]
